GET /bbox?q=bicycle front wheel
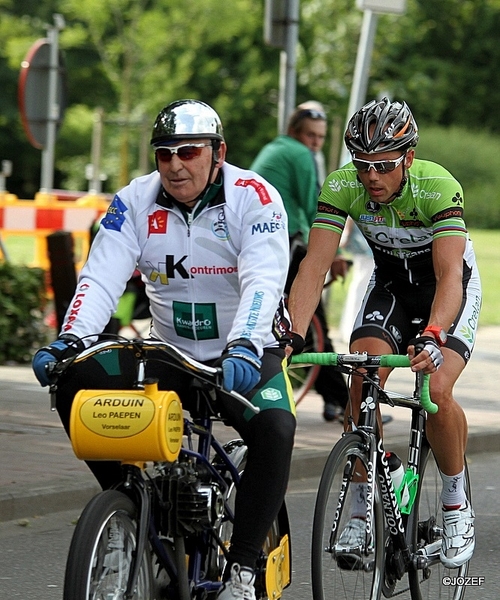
[408,442,472,600]
[63,489,154,600]
[311,433,384,600]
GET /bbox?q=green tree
[369,0,500,132]
[3,0,500,198]
[57,0,280,183]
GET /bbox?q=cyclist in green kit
[288,97,481,568]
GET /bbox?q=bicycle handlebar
[290,351,438,414]
[47,338,260,414]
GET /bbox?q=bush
[0,262,48,364]
[417,126,500,229]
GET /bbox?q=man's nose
[168,154,184,170]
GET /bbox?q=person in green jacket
[251,105,323,244]
[251,103,349,421]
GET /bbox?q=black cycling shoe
[323,403,344,422]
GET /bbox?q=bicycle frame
[351,366,430,581]
[115,395,245,599]
[291,351,437,580]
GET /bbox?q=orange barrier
[0,191,110,270]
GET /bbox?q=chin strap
[190,140,221,203]
[396,163,409,196]
[379,161,409,204]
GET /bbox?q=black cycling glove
[288,331,305,355]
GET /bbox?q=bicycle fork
[120,465,153,600]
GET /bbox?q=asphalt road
[0,451,498,600]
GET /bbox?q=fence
[0,191,111,271]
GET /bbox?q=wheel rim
[408,449,471,600]
[312,439,383,600]
[86,510,151,600]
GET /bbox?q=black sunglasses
[289,108,327,130]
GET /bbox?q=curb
[290,430,500,480]
[0,478,100,523]
[1,429,499,523]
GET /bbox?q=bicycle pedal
[265,534,291,599]
[336,554,363,571]
[336,553,375,572]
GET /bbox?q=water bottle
[386,451,410,508]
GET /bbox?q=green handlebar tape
[379,355,410,367]
[290,352,438,414]
[421,373,438,414]
[379,356,437,413]
[290,352,339,366]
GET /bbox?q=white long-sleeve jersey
[61,162,290,361]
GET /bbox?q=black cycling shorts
[350,269,481,364]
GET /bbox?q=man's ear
[405,149,415,169]
[215,141,227,167]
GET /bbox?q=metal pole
[278,0,300,134]
[339,9,378,167]
[89,107,104,193]
[40,14,65,192]
[139,113,150,175]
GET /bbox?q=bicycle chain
[391,572,437,595]
[391,584,411,596]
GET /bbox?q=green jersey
[313,158,476,285]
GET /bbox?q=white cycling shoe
[334,517,373,569]
[440,500,475,568]
[216,563,256,600]
[335,517,371,551]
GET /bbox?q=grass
[2,228,499,326]
[0,235,36,265]
[469,229,500,326]
[327,228,499,328]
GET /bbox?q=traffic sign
[18,38,67,150]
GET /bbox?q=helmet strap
[393,158,409,199]
[199,141,221,200]
[385,171,407,203]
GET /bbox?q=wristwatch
[423,326,448,347]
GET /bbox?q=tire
[408,442,472,600]
[311,433,384,600]
[207,441,247,587]
[288,313,324,405]
[63,489,154,600]
[210,441,288,600]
